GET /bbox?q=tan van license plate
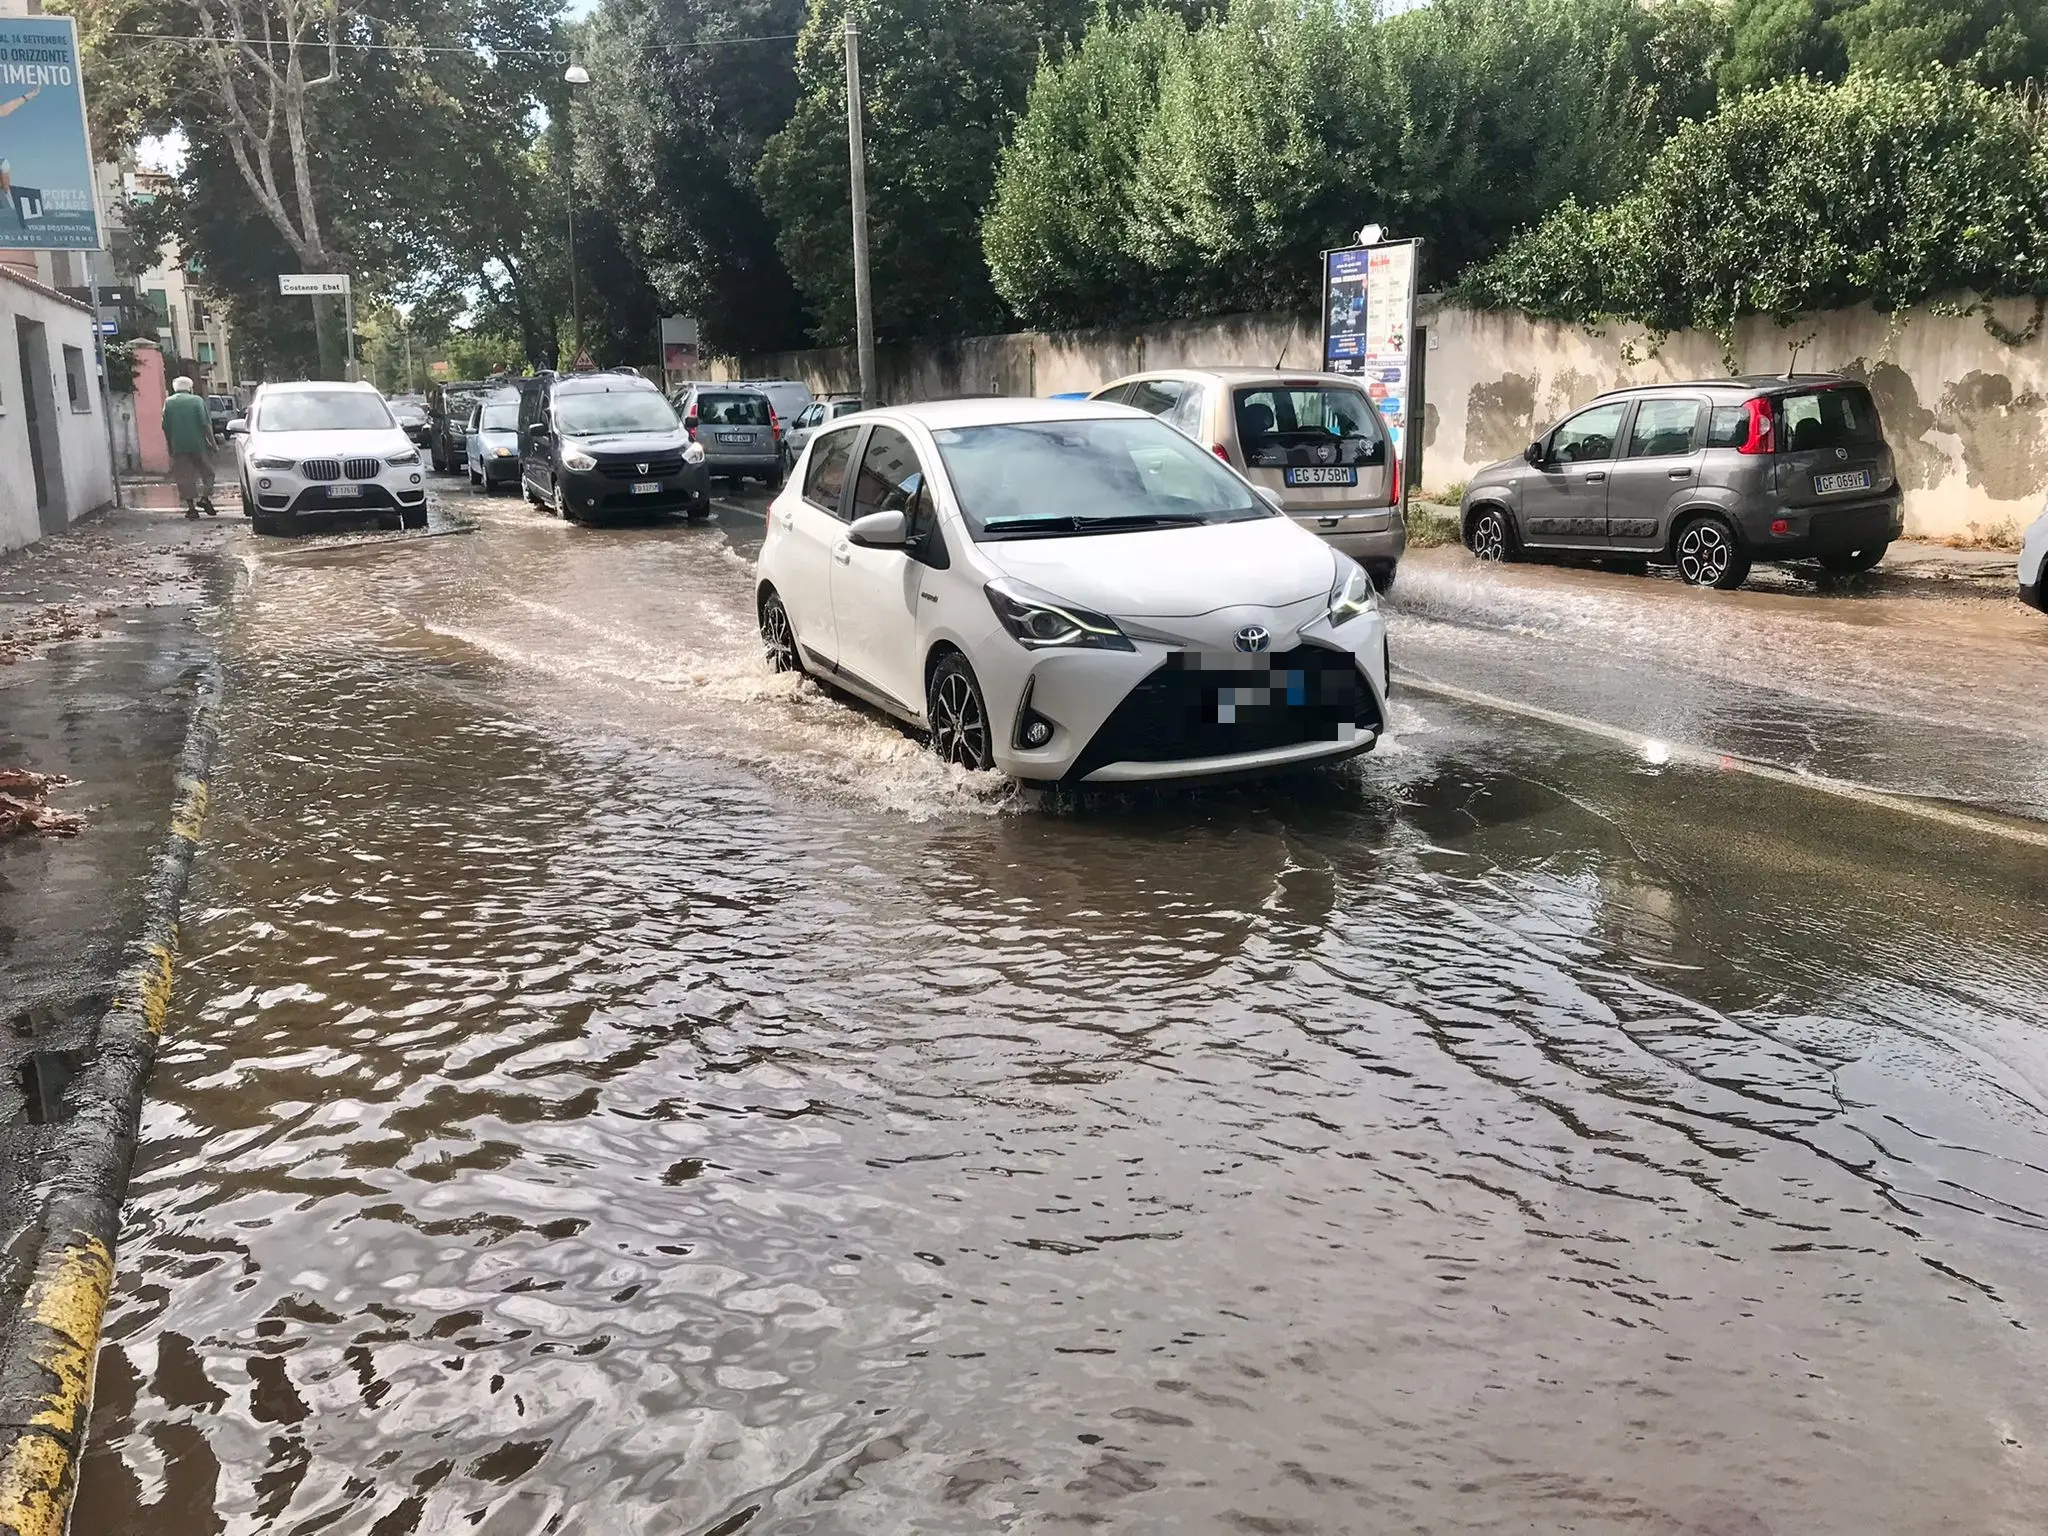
[1285,466,1357,487]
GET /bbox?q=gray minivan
[1459,375,1903,589]
[675,383,781,486]
[1092,367,1405,587]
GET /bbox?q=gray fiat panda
[1459,376,1903,589]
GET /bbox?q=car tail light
[770,408,781,441]
[1212,443,1231,464]
[1771,518,1791,536]
[1738,396,1774,455]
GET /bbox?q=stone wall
[717,297,2048,542]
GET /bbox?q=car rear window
[696,392,771,426]
[1232,385,1386,469]
[1777,386,1881,452]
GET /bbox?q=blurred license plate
[328,484,362,499]
[1285,466,1356,487]
[717,432,750,444]
[631,481,661,495]
[1814,469,1870,494]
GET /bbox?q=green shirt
[162,391,213,455]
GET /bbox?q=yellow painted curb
[0,1238,114,1536]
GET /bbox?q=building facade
[0,260,118,553]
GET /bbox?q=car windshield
[931,417,1273,539]
[1777,386,1881,452]
[480,404,519,431]
[392,403,427,423]
[1233,385,1386,469]
[694,393,771,426]
[554,391,678,436]
[255,392,394,432]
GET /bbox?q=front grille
[300,459,341,482]
[344,457,383,482]
[598,455,685,481]
[1070,643,1380,781]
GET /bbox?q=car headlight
[251,456,294,471]
[561,450,598,472]
[682,441,706,465]
[384,450,420,467]
[493,446,514,457]
[1325,556,1379,626]
[985,577,1135,652]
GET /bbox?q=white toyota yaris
[755,398,1392,786]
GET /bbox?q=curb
[0,657,224,1536]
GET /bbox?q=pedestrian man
[162,376,219,519]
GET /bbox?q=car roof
[551,372,659,394]
[1588,373,1864,402]
[257,379,382,394]
[866,397,1145,431]
[692,382,769,394]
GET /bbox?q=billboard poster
[0,17,103,251]
[1322,238,1421,471]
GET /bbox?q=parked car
[2020,500,2047,613]
[464,388,523,492]
[206,394,236,435]
[1459,375,1903,590]
[783,394,864,474]
[228,380,428,536]
[754,397,1391,786]
[734,378,814,426]
[1091,368,1405,589]
[674,383,782,487]
[427,381,491,472]
[390,396,434,451]
[518,369,708,523]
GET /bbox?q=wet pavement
[66,473,2048,1534]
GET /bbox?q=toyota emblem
[1234,626,1271,653]
[638,461,650,475]
[1834,448,1848,461]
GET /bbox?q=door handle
[833,544,851,564]
[1583,471,1607,483]
[1667,467,1693,479]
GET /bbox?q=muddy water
[78,500,2048,1534]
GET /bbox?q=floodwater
[79,487,2048,1535]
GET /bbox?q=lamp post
[563,60,589,368]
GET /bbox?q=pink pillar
[132,342,169,475]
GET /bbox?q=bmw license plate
[1285,466,1357,487]
[631,481,661,495]
[1814,469,1871,495]
[717,432,751,445]
[327,484,362,499]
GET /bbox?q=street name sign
[279,274,351,295]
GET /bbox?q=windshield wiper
[980,511,1210,536]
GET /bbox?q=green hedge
[1460,71,2048,338]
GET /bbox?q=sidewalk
[0,503,232,1533]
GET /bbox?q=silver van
[1092,367,1405,586]
[675,383,781,486]
[1458,375,1903,589]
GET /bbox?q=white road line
[1400,672,2048,850]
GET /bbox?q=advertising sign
[0,16,103,251]
[1323,238,1421,475]
[280,273,351,295]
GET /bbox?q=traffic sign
[279,273,351,295]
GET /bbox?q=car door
[1520,400,1630,546]
[464,405,482,475]
[777,424,858,666]
[517,387,546,495]
[1604,396,1705,553]
[830,424,930,712]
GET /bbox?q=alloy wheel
[1471,510,1506,562]
[760,593,801,673]
[1677,521,1731,586]
[930,664,992,770]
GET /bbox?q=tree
[1720,0,2048,96]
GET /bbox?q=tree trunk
[310,294,343,380]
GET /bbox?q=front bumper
[250,476,428,516]
[1742,495,1903,559]
[988,610,1392,786]
[2021,578,2044,613]
[557,463,711,517]
[479,453,521,484]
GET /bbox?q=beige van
[1091,367,1405,585]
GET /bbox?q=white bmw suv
[230,380,429,536]
[755,398,1392,786]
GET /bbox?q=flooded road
[78,479,2048,1535]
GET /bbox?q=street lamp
[563,60,587,365]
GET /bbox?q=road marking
[1400,672,2048,850]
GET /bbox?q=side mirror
[847,508,908,548]
[1253,485,1285,513]
[225,418,247,437]
[1523,440,1546,466]
[684,414,698,431]
[528,422,550,441]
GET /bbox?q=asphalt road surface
[74,470,2048,1535]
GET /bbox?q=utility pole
[844,16,877,406]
